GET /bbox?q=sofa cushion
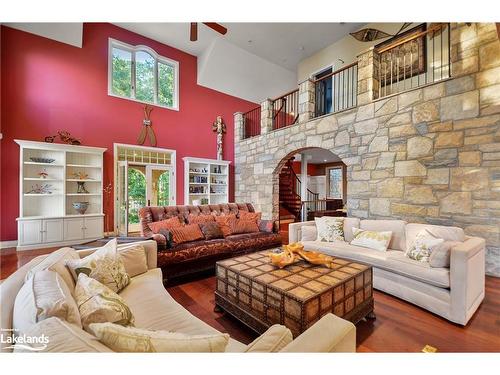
[186,214,215,224]
[25,247,80,293]
[13,270,81,336]
[148,216,184,234]
[199,222,224,240]
[315,217,345,242]
[118,244,149,278]
[429,241,462,268]
[351,228,392,252]
[343,218,361,243]
[301,240,450,288]
[405,229,445,262]
[301,226,318,242]
[238,211,262,223]
[405,223,465,252]
[89,322,229,352]
[259,219,274,233]
[66,238,130,293]
[169,224,204,245]
[232,219,260,234]
[215,214,237,237]
[75,274,135,331]
[244,324,293,352]
[13,317,112,353]
[360,219,407,251]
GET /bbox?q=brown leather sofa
[139,203,282,282]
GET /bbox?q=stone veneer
[234,23,500,276]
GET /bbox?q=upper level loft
[237,23,453,140]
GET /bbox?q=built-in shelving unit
[183,157,230,205]
[15,139,107,250]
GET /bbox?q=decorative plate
[30,157,56,163]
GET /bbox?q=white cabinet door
[42,219,64,243]
[18,220,42,245]
[64,218,84,241]
[84,217,103,239]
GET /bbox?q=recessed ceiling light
[324,159,328,162]
[247,40,252,44]
[299,46,305,51]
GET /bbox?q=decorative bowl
[72,202,89,215]
[30,157,55,164]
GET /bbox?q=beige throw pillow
[67,238,130,293]
[118,244,149,277]
[89,323,230,352]
[315,217,345,242]
[244,324,293,352]
[75,274,135,332]
[13,317,112,353]
[351,228,392,252]
[13,270,81,336]
[301,226,318,242]
[429,241,461,268]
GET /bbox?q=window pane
[328,168,342,199]
[112,47,132,97]
[135,51,155,103]
[158,62,175,107]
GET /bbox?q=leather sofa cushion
[187,214,215,224]
[360,219,407,251]
[199,222,224,240]
[170,224,204,245]
[405,223,465,252]
[232,219,260,234]
[148,217,184,234]
[302,240,450,288]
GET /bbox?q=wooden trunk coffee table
[214,249,374,337]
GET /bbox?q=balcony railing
[314,62,358,117]
[272,89,299,130]
[376,23,450,98]
[242,106,261,139]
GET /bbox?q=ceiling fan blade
[203,22,227,35]
[190,22,198,41]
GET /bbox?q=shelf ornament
[137,105,157,147]
[45,130,81,145]
[212,116,226,160]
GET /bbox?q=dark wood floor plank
[2,245,499,352]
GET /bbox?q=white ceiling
[294,148,342,164]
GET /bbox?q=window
[326,166,343,200]
[108,39,179,110]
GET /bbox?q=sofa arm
[450,236,485,325]
[288,221,316,243]
[279,314,356,352]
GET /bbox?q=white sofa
[0,240,356,353]
[289,219,485,326]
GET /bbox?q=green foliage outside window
[128,168,146,224]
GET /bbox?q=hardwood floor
[2,246,500,352]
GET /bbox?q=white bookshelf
[183,157,231,205]
[15,140,107,250]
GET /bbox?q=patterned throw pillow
[75,274,135,332]
[169,224,204,245]
[315,217,345,242]
[148,216,184,234]
[238,211,262,223]
[215,214,237,237]
[232,219,260,234]
[406,229,445,262]
[199,222,224,240]
[187,214,215,224]
[350,228,393,252]
[89,322,229,352]
[66,238,130,293]
[259,219,274,233]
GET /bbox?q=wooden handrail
[376,23,447,54]
[272,88,299,101]
[313,62,358,83]
[243,106,260,115]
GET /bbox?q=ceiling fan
[190,22,227,41]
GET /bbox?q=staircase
[279,159,319,223]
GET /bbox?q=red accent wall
[0,23,257,240]
[291,161,323,176]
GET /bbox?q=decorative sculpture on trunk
[137,105,157,147]
[212,116,226,160]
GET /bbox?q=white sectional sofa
[0,240,356,353]
[289,219,485,325]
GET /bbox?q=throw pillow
[238,211,262,223]
[147,216,184,234]
[259,219,274,233]
[429,241,461,268]
[351,228,393,252]
[66,238,130,293]
[75,273,135,332]
[215,214,237,237]
[406,229,445,263]
[187,214,216,224]
[169,224,204,245]
[13,317,112,353]
[89,322,230,352]
[315,217,345,242]
[13,270,81,336]
[232,219,260,234]
[199,222,224,240]
[118,244,148,277]
[244,324,293,352]
[301,226,318,242]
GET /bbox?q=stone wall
[234,23,500,276]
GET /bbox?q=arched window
[108,38,179,110]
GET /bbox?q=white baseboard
[0,240,18,250]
